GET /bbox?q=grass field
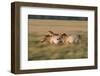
[28,19,88,60]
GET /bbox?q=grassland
[28,19,88,60]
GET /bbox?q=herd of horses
[41,31,81,45]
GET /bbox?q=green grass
[28,31,88,60]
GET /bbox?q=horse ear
[48,31,55,35]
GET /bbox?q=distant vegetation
[28,15,88,21]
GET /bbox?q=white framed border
[20,6,95,70]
